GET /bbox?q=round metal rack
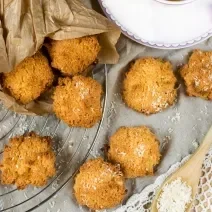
[0,65,107,212]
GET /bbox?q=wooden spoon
[151,126,212,212]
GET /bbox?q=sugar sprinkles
[157,178,192,212]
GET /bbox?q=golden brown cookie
[74,158,126,210]
[47,36,100,76]
[108,126,161,178]
[2,52,54,104]
[123,58,177,115]
[0,132,56,189]
[53,76,102,128]
[180,50,212,100]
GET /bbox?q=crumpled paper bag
[0,0,121,115]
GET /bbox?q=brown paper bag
[0,0,121,115]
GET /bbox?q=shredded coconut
[134,144,145,157]
[168,128,173,134]
[192,139,199,149]
[157,178,192,212]
[170,112,181,123]
[194,79,200,87]
[161,136,171,152]
[117,151,126,156]
[49,200,55,208]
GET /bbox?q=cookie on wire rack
[53,76,103,128]
[0,132,56,189]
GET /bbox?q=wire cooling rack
[0,65,107,212]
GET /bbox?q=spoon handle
[151,126,212,212]
[180,126,212,183]
[192,125,212,165]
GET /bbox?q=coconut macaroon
[2,52,54,104]
[53,76,102,128]
[108,126,161,178]
[47,36,100,76]
[0,132,56,189]
[74,158,126,210]
[123,58,177,115]
[180,50,212,100]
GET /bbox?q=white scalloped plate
[99,0,212,49]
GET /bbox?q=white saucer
[99,0,212,49]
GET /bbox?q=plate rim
[98,0,212,49]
